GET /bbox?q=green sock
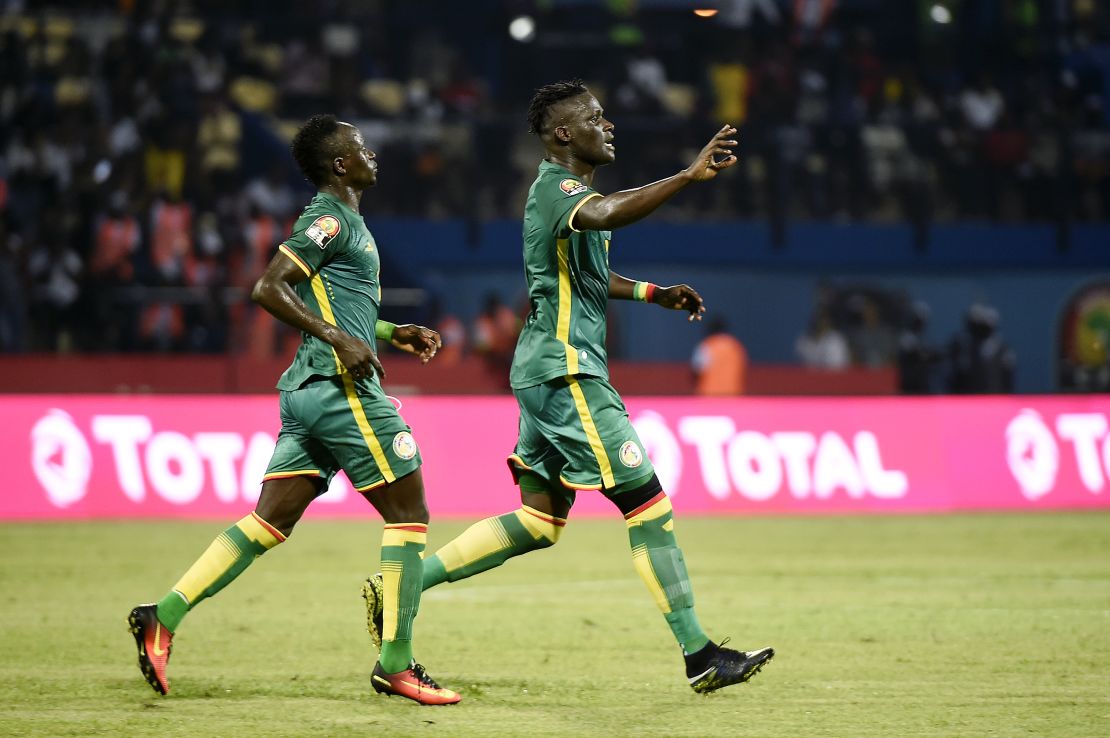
[155,512,285,632]
[378,524,427,673]
[421,506,564,591]
[626,493,710,654]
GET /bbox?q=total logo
[1006,410,1110,500]
[29,412,349,509]
[31,410,92,508]
[632,412,907,502]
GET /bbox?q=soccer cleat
[360,573,384,651]
[371,661,462,705]
[128,604,174,695]
[689,642,774,694]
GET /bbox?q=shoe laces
[409,662,441,689]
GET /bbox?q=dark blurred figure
[844,294,897,368]
[692,317,747,396]
[897,301,942,394]
[947,303,1016,393]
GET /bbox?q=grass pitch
[1,513,1108,737]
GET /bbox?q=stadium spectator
[692,317,748,395]
[844,294,897,368]
[472,291,521,380]
[897,301,942,394]
[947,303,1016,394]
[796,307,850,370]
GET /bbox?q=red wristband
[644,283,657,304]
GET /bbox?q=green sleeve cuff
[375,320,397,341]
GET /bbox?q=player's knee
[608,473,665,518]
[515,506,565,548]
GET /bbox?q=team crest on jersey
[619,441,643,468]
[305,215,341,249]
[560,178,589,196]
[392,431,418,460]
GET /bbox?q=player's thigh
[310,376,423,494]
[263,389,343,485]
[535,375,653,492]
[509,384,576,513]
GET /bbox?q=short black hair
[291,114,343,186]
[526,79,589,135]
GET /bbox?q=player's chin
[601,144,616,162]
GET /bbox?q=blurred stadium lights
[509,15,536,43]
[929,3,953,24]
[693,8,719,18]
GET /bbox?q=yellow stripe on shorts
[566,377,615,488]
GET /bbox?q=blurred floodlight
[929,4,952,24]
[693,8,718,17]
[509,15,536,43]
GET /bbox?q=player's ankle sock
[156,512,285,632]
[421,506,564,590]
[683,641,720,678]
[379,523,426,673]
[625,493,710,654]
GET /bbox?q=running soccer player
[363,80,773,694]
[128,114,460,705]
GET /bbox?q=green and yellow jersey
[510,160,612,390]
[275,191,383,391]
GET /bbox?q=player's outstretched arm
[386,323,442,364]
[251,252,386,380]
[609,272,706,322]
[573,125,738,232]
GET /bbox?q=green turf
[1,513,1108,737]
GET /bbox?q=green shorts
[507,375,653,500]
[263,375,421,492]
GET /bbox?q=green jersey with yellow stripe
[510,160,612,390]
[276,191,382,391]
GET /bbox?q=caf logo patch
[305,215,341,249]
[560,178,589,196]
[392,431,418,460]
[619,441,643,468]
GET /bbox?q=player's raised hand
[683,125,739,182]
[333,333,385,380]
[654,284,706,322]
[389,324,442,364]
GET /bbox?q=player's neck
[319,184,362,212]
[545,154,595,184]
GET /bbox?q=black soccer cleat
[689,642,774,694]
[361,573,385,652]
[128,603,174,695]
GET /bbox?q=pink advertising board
[3,394,1109,520]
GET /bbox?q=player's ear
[553,125,572,144]
[332,156,346,176]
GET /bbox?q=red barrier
[5,394,1109,520]
[0,356,895,395]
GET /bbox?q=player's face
[564,94,615,166]
[337,123,379,187]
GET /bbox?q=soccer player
[363,80,773,694]
[128,115,460,705]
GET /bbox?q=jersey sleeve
[277,213,345,277]
[537,176,603,238]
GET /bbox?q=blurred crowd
[793,285,1016,394]
[0,0,1108,358]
